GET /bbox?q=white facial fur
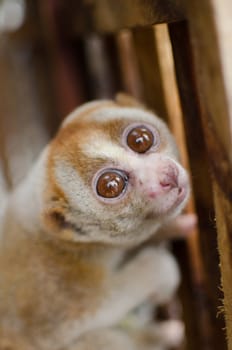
[42,101,190,246]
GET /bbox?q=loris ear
[115,93,145,109]
[62,94,145,128]
[62,99,115,127]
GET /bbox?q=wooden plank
[153,24,210,350]
[169,21,227,350]
[174,241,211,350]
[116,30,143,100]
[132,26,168,119]
[154,24,204,278]
[178,1,232,347]
[213,181,232,345]
[83,34,122,99]
[62,0,184,35]
[38,0,87,118]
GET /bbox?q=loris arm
[35,246,179,349]
[0,96,190,350]
[153,213,197,242]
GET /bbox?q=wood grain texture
[178,1,232,347]
[39,0,87,118]
[62,0,184,35]
[153,24,208,350]
[169,21,226,350]
[116,30,143,101]
[132,26,168,120]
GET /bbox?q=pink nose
[159,163,178,190]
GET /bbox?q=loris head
[42,94,190,246]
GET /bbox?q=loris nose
[159,163,179,190]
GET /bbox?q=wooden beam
[178,0,232,347]
[132,26,168,119]
[38,1,87,118]
[116,30,144,100]
[169,20,227,350]
[153,25,208,348]
[62,0,184,35]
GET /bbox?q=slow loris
[0,94,191,350]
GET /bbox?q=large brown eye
[96,170,128,198]
[127,125,154,153]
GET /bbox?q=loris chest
[0,240,108,332]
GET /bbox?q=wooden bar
[174,241,211,350]
[152,24,208,350]
[178,1,232,347]
[84,34,122,99]
[62,0,184,35]
[39,0,87,118]
[116,30,143,100]
[169,20,227,350]
[132,26,168,120]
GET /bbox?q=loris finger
[154,213,197,242]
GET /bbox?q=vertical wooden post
[132,26,168,120]
[153,23,209,350]
[169,19,227,350]
[116,30,143,100]
[177,1,232,347]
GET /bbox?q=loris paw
[154,213,197,242]
[140,319,185,349]
[170,213,197,238]
[133,247,180,304]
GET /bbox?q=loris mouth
[50,211,87,236]
[144,186,188,219]
[175,186,188,207]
